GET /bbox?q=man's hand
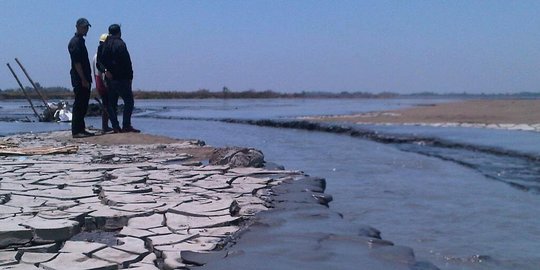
[105,70,113,80]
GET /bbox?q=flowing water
[1,98,539,270]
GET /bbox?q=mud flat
[0,131,438,269]
[306,99,540,132]
[0,131,301,269]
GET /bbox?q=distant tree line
[132,88,398,99]
[0,85,398,100]
[1,85,537,100]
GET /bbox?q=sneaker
[122,126,141,133]
[113,128,122,133]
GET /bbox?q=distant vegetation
[132,88,398,99]
[0,85,538,100]
[0,85,397,100]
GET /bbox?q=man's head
[76,18,91,36]
[108,24,121,37]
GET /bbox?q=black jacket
[100,36,133,80]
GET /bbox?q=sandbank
[308,99,540,130]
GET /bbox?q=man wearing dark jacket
[100,24,140,133]
[68,18,94,138]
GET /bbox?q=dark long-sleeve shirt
[68,33,92,87]
[100,36,133,80]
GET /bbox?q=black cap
[76,18,91,27]
[108,24,121,35]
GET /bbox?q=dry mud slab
[0,131,438,269]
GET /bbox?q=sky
[1,0,539,94]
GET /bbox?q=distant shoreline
[1,87,539,100]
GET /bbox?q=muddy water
[136,117,540,270]
[2,98,539,269]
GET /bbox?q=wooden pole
[14,58,51,110]
[6,63,42,121]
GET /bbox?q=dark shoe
[72,131,94,138]
[113,128,122,133]
[102,127,114,133]
[81,131,95,136]
[122,126,141,133]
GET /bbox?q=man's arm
[123,46,134,81]
[74,63,90,89]
[100,43,114,80]
[96,45,106,73]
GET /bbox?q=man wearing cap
[101,23,140,133]
[68,18,94,138]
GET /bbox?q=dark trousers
[107,79,134,129]
[72,85,90,134]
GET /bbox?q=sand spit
[306,99,540,132]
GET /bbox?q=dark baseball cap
[76,18,91,27]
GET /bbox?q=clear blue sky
[1,0,539,94]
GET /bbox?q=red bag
[95,75,107,97]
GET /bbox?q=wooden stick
[0,145,79,156]
[6,63,42,121]
[14,58,51,110]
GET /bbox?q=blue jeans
[106,79,134,129]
